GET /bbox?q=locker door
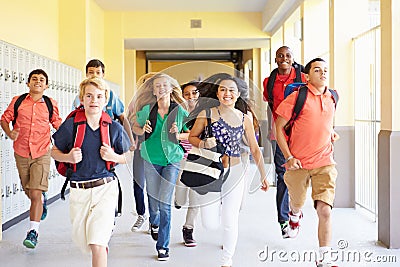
[2,44,13,223]
[0,41,4,223]
[10,46,19,98]
[10,46,21,218]
[17,49,27,95]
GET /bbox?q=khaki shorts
[284,165,338,209]
[69,179,118,254]
[14,151,51,195]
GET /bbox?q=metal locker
[3,44,12,102]
[17,49,27,95]
[29,52,38,76]
[0,41,5,224]
[0,41,4,102]
[10,46,19,98]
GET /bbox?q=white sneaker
[131,215,146,232]
[286,211,303,238]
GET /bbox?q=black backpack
[13,93,53,126]
[283,85,339,136]
[265,62,304,110]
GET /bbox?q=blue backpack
[283,83,339,135]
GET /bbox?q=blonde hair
[79,77,110,102]
[132,72,185,114]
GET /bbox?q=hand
[331,131,340,142]
[260,178,269,192]
[9,128,20,141]
[203,137,217,149]
[169,122,178,134]
[69,147,82,164]
[100,143,116,161]
[143,120,152,134]
[129,143,136,152]
[284,157,302,170]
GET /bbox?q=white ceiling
[94,0,269,12]
[94,0,273,50]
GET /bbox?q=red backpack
[57,108,115,200]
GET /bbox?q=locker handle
[4,69,11,81]
[19,73,25,84]
[13,183,19,194]
[6,185,12,197]
[12,71,18,82]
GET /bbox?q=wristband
[286,155,294,162]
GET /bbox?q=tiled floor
[0,163,399,267]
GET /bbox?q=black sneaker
[280,221,289,238]
[23,230,38,249]
[150,224,159,241]
[182,227,197,247]
[174,201,182,209]
[157,249,169,261]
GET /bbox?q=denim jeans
[144,160,179,252]
[272,140,289,223]
[133,149,146,216]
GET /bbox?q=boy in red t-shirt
[263,46,307,237]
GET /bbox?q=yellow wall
[329,0,369,126]
[122,12,265,38]
[103,12,125,99]
[283,7,302,61]
[303,0,329,62]
[0,0,59,59]
[88,0,105,61]
[59,0,87,72]
[124,49,136,105]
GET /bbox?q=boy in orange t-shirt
[275,58,340,267]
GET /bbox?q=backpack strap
[266,65,302,109]
[329,89,339,108]
[145,101,180,143]
[42,95,54,122]
[12,93,53,126]
[284,86,308,136]
[293,61,303,83]
[60,109,86,200]
[12,93,28,126]
[99,111,115,171]
[60,110,115,200]
[99,111,122,215]
[266,68,278,109]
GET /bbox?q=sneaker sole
[23,240,36,249]
[184,242,197,247]
[158,257,169,261]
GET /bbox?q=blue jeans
[272,140,289,223]
[144,160,179,252]
[133,149,146,216]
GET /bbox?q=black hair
[185,73,258,129]
[181,80,200,92]
[86,59,105,74]
[304,58,326,74]
[28,69,48,85]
